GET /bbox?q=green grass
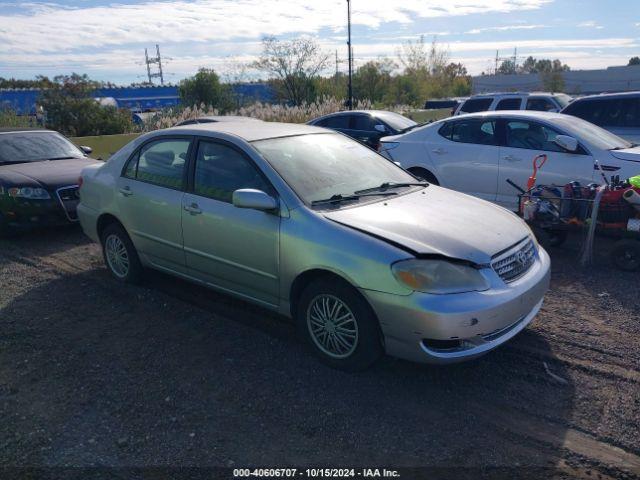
[405,108,451,124]
[71,133,141,160]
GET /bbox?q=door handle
[432,148,447,155]
[119,186,133,196]
[184,203,202,215]
[503,155,522,162]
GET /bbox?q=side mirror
[80,145,93,155]
[554,135,579,152]
[232,189,278,212]
[374,124,388,133]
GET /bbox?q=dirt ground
[0,227,638,479]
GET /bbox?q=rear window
[318,115,350,129]
[459,98,493,114]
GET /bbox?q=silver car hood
[609,147,640,163]
[323,186,529,265]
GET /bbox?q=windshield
[253,133,418,205]
[554,94,572,108]
[375,112,417,131]
[554,116,633,150]
[0,131,85,164]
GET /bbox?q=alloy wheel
[105,234,130,278]
[306,294,359,359]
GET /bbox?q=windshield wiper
[354,181,428,195]
[311,191,398,207]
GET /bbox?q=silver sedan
[77,122,550,371]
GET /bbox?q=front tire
[297,278,383,371]
[101,223,143,284]
[611,239,640,272]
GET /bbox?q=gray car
[77,122,550,370]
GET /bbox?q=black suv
[307,110,416,149]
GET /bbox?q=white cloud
[0,0,552,55]
[577,21,604,29]
[465,24,545,34]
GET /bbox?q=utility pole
[144,44,165,85]
[346,0,353,110]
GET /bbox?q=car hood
[323,186,529,265]
[610,147,640,163]
[0,158,99,189]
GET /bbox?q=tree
[629,57,640,66]
[519,56,570,74]
[498,59,517,75]
[253,36,330,106]
[353,59,396,104]
[39,73,133,137]
[178,68,235,111]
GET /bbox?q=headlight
[392,259,490,294]
[7,187,51,200]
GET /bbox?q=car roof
[570,91,640,101]
[170,121,329,141]
[312,109,401,119]
[192,115,263,122]
[467,92,562,98]
[443,110,565,121]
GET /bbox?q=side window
[505,121,565,152]
[621,98,640,127]
[323,115,350,129]
[352,115,376,131]
[526,98,557,112]
[193,141,274,203]
[124,138,190,189]
[459,98,493,114]
[440,119,498,145]
[496,98,522,110]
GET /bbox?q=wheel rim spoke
[306,294,359,359]
[105,235,129,278]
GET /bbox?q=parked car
[175,115,263,126]
[0,128,98,233]
[77,121,549,370]
[379,111,640,209]
[454,92,572,116]
[307,110,417,149]
[560,91,640,144]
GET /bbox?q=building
[472,65,640,95]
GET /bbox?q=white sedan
[380,111,640,209]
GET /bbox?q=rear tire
[611,239,640,272]
[100,223,143,284]
[296,278,383,371]
[408,167,439,185]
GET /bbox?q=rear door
[181,139,281,307]
[116,136,191,272]
[494,97,524,111]
[497,119,594,209]
[429,117,500,202]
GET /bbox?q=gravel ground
[0,227,638,479]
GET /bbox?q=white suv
[455,92,572,115]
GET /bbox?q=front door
[497,119,595,209]
[430,118,501,202]
[181,139,281,307]
[116,137,191,272]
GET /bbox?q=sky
[0,0,638,85]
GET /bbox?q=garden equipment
[526,154,548,191]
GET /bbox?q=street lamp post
[347,0,353,110]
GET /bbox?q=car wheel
[408,167,439,185]
[297,278,383,371]
[101,223,143,283]
[611,239,640,272]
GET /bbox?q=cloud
[0,0,553,55]
[465,24,546,34]
[577,20,604,29]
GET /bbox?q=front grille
[57,186,79,202]
[491,238,536,283]
[55,185,80,221]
